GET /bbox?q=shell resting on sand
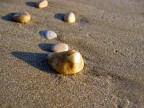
[64,12,76,23]
[51,43,69,52]
[40,30,57,40]
[48,50,84,74]
[37,0,48,8]
[13,12,31,23]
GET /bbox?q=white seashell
[40,30,57,40]
[48,50,84,74]
[64,12,76,23]
[37,0,48,8]
[51,43,69,52]
[13,12,31,23]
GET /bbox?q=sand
[0,0,144,107]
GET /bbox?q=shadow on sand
[26,2,37,8]
[38,43,53,52]
[1,13,15,22]
[12,51,57,74]
[54,13,65,21]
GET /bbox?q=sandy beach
[0,0,144,107]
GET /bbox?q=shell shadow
[39,31,46,38]
[26,2,37,8]
[11,51,57,74]
[1,13,16,22]
[38,43,53,52]
[54,13,65,21]
[39,30,49,39]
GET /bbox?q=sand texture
[0,0,144,107]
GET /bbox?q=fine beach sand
[0,0,144,107]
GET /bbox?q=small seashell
[13,12,31,23]
[48,50,84,74]
[64,12,76,23]
[51,43,69,52]
[37,0,48,8]
[40,30,57,40]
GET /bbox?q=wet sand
[0,0,144,107]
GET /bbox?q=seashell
[51,43,69,52]
[64,12,76,23]
[40,30,57,40]
[13,12,31,23]
[48,50,84,74]
[37,0,48,8]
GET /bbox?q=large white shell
[48,50,84,74]
[40,30,57,40]
[64,12,76,23]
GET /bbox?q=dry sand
[0,0,144,107]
